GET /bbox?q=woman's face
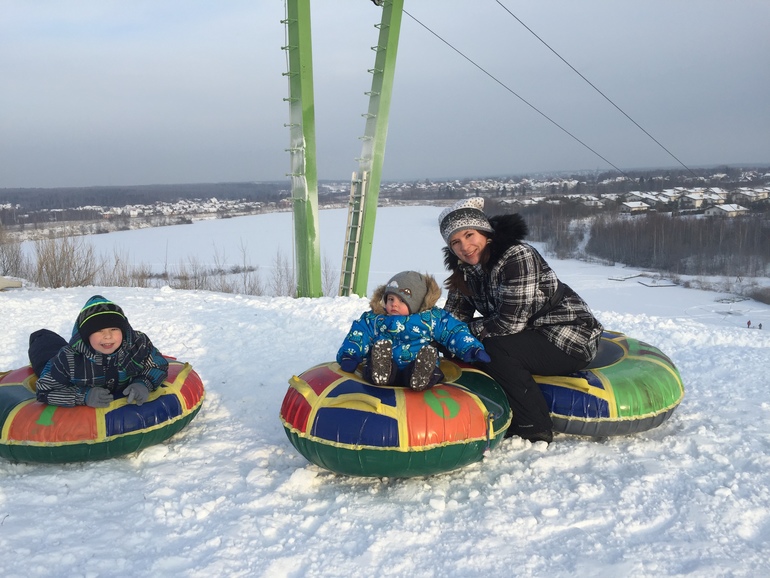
[449,229,488,265]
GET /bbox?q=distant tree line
[3,166,768,215]
[0,181,289,213]
[389,165,770,200]
[489,198,602,259]
[484,198,770,304]
[585,213,769,277]
[3,166,770,297]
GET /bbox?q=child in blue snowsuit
[336,271,490,391]
[29,295,168,408]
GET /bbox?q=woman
[438,197,603,443]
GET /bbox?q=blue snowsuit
[337,307,484,369]
[336,274,485,382]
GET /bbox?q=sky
[2,207,770,577]
[1,1,769,189]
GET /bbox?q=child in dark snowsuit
[336,271,490,391]
[29,295,168,408]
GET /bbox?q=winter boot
[369,340,394,385]
[525,430,554,444]
[409,345,438,391]
[505,427,554,444]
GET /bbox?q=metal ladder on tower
[338,171,369,296]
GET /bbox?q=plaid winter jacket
[35,306,168,407]
[443,213,603,362]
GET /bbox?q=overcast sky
[1,0,768,189]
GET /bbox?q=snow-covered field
[2,207,770,577]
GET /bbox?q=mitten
[123,382,150,405]
[85,387,113,408]
[339,356,362,373]
[463,347,491,364]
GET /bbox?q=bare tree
[0,225,29,277]
[33,235,104,288]
[269,249,295,297]
[322,254,340,297]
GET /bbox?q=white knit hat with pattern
[438,197,494,245]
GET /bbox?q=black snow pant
[28,328,67,376]
[478,330,589,439]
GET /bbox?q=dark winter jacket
[337,273,485,369]
[35,297,169,407]
[443,213,603,362]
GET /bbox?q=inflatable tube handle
[289,376,384,413]
[537,375,592,393]
[325,394,383,413]
[289,376,316,402]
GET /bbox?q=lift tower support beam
[340,0,404,297]
[283,0,323,297]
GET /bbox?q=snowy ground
[2,207,770,577]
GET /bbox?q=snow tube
[280,361,511,478]
[535,331,684,436]
[0,359,204,463]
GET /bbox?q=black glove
[463,347,491,364]
[339,356,362,373]
[85,387,113,408]
[123,382,150,405]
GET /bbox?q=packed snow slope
[2,207,770,578]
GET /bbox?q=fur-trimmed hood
[443,212,529,276]
[369,272,442,315]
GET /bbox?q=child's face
[385,294,410,316]
[88,327,123,354]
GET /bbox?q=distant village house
[704,204,749,217]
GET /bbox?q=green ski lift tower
[283,0,404,298]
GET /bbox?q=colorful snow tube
[535,331,684,436]
[0,359,204,463]
[280,361,511,478]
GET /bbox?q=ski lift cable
[493,0,698,179]
[402,9,630,177]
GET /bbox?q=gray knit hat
[438,197,494,245]
[383,271,428,314]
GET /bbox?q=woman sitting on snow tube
[438,198,604,444]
